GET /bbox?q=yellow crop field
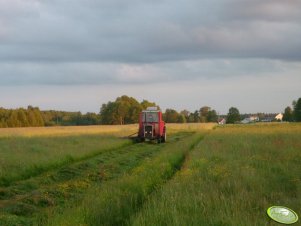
[0,123,215,138]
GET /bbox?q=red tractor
[138,107,166,143]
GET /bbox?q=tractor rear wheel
[137,137,145,143]
[161,133,166,143]
[161,127,166,143]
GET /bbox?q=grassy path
[0,142,156,225]
[0,135,132,186]
[0,132,193,226]
[48,132,206,226]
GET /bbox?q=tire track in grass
[0,138,133,187]
[48,132,206,226]
[0,132,192,226]
[0,143,158,226]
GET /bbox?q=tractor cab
[138,107,166,143]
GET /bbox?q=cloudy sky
[1,0,300,114]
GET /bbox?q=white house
[218,118,226,125]
[275,113,283,121]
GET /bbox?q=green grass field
[0,123,300,226]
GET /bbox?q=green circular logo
[267,206,298,224]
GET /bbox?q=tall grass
[0,135,131,186]
[130,123,301,226]
[48,132,206,226]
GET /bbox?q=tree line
[0,106,100,128]
[100,96,219,124]
[283,98,301,122]
[0,106,44,128]
[0,96,300,128]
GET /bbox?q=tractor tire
[161,133,166,143]
[158,133,166,143]
[162,126,166,143]
[136,137,145,143]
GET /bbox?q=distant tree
[199,106,218,123]
[7,110,20,127]
[164,109,179,123]
[17,108,29,127]
[180,110,189,117]
[127,99,143,124]
[118,96,142,124]
[0,108,8,128]
[187,113,195,123]
[199,106,210,122]
[294,98,301,122]
[177,114,186,123]
[84,112,100,125]
[292,100,297,109]
[100,95,143,125]
[32,107,44,126]
[283,106,294,122]
[226,107,240,124]
[207,109,218,122]
[193,110,200,123]
[141,100,158,110]
[100,102,120,125]
[180,110,189,122]
[27,108,38,126]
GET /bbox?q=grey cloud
[222,0,301,22]
[0,59,299,86]
[0,0,301,64]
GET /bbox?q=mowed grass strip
[129,123,301,226]
[48,132,206,226]
[0,135,132,186]
[0,123,215,186]
[0,137,170,226]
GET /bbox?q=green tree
[180,110,190,122]
[7,110,20,127]
[177,114,186,123]
[141,100,158,110]
[32,107,44,126]
[193,110,200,123]
[226,107,240,124]
[100,102,119,125]
[100,95,143,125]
[164,109,179,123]
[83,113,100,125]
[17,108,29,127]
[207,109,218,122]
[0,108,8,128]
[187,113,195,123]
[294,98,301,122]
[283,106,294,122]
[199,106,210,122]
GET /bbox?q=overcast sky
[1,0,300,114]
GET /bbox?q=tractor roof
[142,107,161,113]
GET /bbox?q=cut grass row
[0,131,197,226]
[0,134,182,226]
[47,132,206,226]
[0,123,215,186]
[0,135,132,186]
[129,123,301,226]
